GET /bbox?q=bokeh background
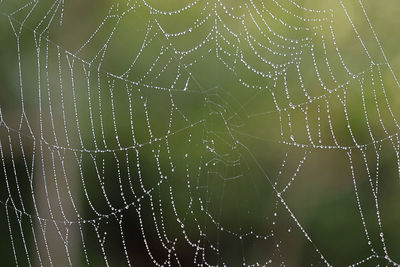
[1,0,400,266]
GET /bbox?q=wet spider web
[0,0,400,266]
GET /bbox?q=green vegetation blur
[1,0,400,266]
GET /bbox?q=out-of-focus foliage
[1,0,400,266]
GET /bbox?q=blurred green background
[1,0,400,266]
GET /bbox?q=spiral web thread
[0,0,400,266]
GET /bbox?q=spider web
[0,0,400,266]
